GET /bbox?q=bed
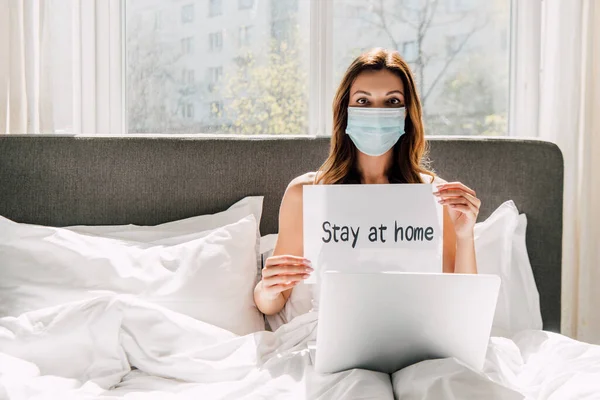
[0,135,598,400]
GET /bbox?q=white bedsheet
[1,296,599,400]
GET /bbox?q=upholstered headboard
[0,135,563,332]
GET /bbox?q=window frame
[209,0,223,18]
[116,0,540,137]
[181,4,194,24]
[238,25,252,47]
[181,36,194,55]
[508,0,542,137]
[238,0,254,11]
[401,40,418,63]
[208,31,223,52]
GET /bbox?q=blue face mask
[345,107,406,156]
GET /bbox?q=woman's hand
[260,255,313,300]
[434,182,481,239]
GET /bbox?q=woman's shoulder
[287,172,319,194]
[289,172,318,188]
[283,172,317,202]
[279,172,317,215]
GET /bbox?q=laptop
[312,271,500,374]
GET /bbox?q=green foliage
[425,55,508,136]
[218,37,308,135]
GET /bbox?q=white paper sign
[303,184,443,285]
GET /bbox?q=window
[127,1,510,136]
[182,69,195,85]
[446,35,458,55]
[401,0,420,11]
[271,20,292,43]
[445,0,473,13]
[182,103,195,119]
[272,0,298,20]
[209,32,223,52]
[401,41,417,62]
[209,0,222,17]
[181,37,193,55]
[239,25,252,47]
[210,101,223,117]
[154,11,163,30]
[446,34,471,56]
[333,0,510,136]
[207,67,223,83]
[207,67,223,91]
[340,5,360,19]
[181,4,194,23]
[239,0,254,10]
[127,0,309,135]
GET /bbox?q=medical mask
[345,107,406,156]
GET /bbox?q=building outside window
[182,69,195,85]
[239,0,254,10]
[126,0,510,136]
[209,0,222,17]
[402,41,417,62]
[209,32,223,52]
[182,103,194,119]
[181,4,194,23]
[181,37,193,55]
[239,25,252,47]
[210,101,223,117]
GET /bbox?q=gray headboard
[0,135,563,332]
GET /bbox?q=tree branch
[376,0,399,50]
[422,16,489,104]
[386,10,418,30]
[422,0,440,34]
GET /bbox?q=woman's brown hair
[316,48,434,185]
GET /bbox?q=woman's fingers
[436,182,476,197]
[438,197,470,206]
[448,202,478,216]
[262,265,313,278]
[263,281,299,295]
[263,273,309,286]
[261,255,313,295]
[435,189,480,207]
[265,255,311,268]
[434,189,481,209]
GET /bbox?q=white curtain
[0,0,123,134]
[538,0,600,343]
[0,0,55,133]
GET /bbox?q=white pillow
[474,201,543,336]
[263,201,543,336]
[512,214,542,333]
[260,233,278,256]
[0,214,264,335]
[474,201,519,335]
[68,196,264,280]
[66,196,263,244]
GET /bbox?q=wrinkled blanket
[1,296,598,399]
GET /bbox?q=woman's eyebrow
[352,89,404,96]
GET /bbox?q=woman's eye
[356,98,368,105]
[388,98,401,105]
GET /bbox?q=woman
[254,48,481,317]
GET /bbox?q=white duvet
[1,296,599,400]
